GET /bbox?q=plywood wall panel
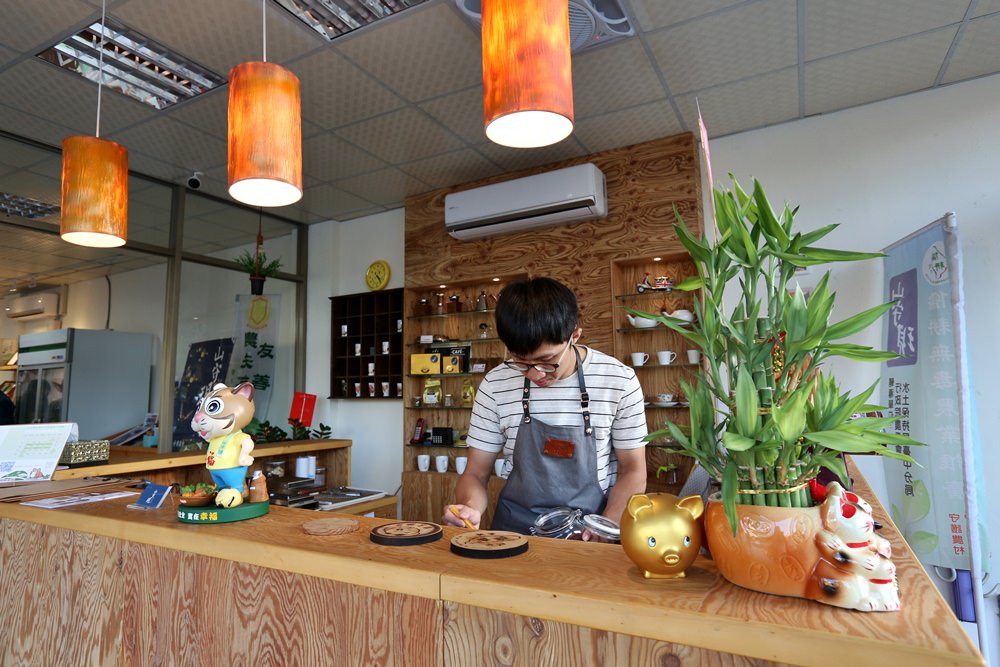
[404,134,702,355]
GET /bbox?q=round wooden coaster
[450,531,529,559]
[370,521,443,546]
[302,517,359,536]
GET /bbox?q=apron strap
[520,345,592,434]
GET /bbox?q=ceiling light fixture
[274,0,430,41]
[228,0,303,208]
[60,0,128,248]
[482,0,574,148]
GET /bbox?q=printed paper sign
[0,423,75,482]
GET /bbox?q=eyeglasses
[504,340,572,375]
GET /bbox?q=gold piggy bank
[620,493,704,579]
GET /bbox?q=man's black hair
[495,277,578,356]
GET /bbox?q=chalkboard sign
[172,338,234,445]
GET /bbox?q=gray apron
[491,347,606,535]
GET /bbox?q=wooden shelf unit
[329,288,404,400]
[611,252,700,495]
[401,274,524,521]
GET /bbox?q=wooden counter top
[0,461,982,667]
[51,439,351,480]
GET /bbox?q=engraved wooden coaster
[302,517,359,536]
[369,521,443,546]
[450,531,529,559]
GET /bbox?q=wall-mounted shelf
[329,288,404,400]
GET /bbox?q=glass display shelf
[407,309,496,321]
[614,290,680,300]
[405,405,472,410]
[406,372,485,378]
[629,362,700,369]
[615,325,692,334]
[406,337,502,347]
[405,443,472,449]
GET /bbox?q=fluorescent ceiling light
[37,17,225,110]
[274,0,430,41]
[0,193,60,220]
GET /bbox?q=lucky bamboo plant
[636,177,922,532]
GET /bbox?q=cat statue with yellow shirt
[191,382,256,508]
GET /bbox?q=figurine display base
[177,501,269,524]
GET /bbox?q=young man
[442,277,647,538]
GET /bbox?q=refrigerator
[15,328,153,440]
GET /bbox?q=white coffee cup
[657,350,677,365]
[657,393,674,403]
[455,456,468,475]
[435,455,449,473]
[687,349,702,364]
[495,458,506,478]
[630,352,649,367]
[417,454,430,472]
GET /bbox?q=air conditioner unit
[5,292,59,320]
[445,163,607,241]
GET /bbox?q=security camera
[186,171,203,190]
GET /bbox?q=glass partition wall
[0,132,307,452]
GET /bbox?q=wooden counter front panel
[442,603,793,667]
[0,518,439,667]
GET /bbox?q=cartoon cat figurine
[191,382,255,508]
[620,493,704,579]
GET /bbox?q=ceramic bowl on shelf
[178,493,216,507]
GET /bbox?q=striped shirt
[467,346,647,492]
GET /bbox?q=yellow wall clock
[365,259,391,291]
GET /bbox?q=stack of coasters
[370,521,443,546]
[450,531,529,559]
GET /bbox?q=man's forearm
[455,472,489,514]
[603,468,646,524]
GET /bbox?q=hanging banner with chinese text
[881,217,988,571]
[173,338,234,443]
[229,294,280,419]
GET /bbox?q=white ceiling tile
[0,60,156,136]
[399,149,502,189]
[0,0,93,51]
[0,103,78,148]
[804,0,969,60]
[334,167,428,207]
[113,0,315,76]
[0,43,19,68]
[572,38,666,118]
[475,136,589,172]
[125,150,192,185]
[300,183,376,220]
[805,28,957,116]
[0,136,53,169]
[942,13,1000,83]
[974,0,1000,17]
[336,4,482,102]
[573,100,684,153]
[168,88,229,140]
[677,67,799,137]
[419,87,486,145]
[293,48,405,129]
[628,0,747,31]
[335,107,464,163]
[110,118,227,174]
[304,133,387,182]
[0,168,61,204]
[646,0,798,95]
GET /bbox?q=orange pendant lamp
[482,0,574,148]
[228,1,302,207]
[60,0,128,248]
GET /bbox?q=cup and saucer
[650,393,677,407]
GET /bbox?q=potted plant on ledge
[635,176,923,612]
[235,248,282,295]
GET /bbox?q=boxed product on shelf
[410,353,441,374]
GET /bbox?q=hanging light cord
[262,0,267,62]
[95,0,107,137]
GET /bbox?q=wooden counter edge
[52,439,352,480]
[0,500,438,601]
[440,574,984,667]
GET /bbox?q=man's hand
[441,504,481,529]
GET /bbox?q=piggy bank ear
[676,494,704,520]
[626,494,654,519]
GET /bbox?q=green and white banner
[229,294,280,419]
[881,215,988,572]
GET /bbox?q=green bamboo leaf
[752,179,789,249]
[825,345,898,362]
[673,222,711,266]
[673,276,705,291]
[798,223,839,247]
[804,429,886,453]
[722,431,756,452]
[772,389,808,444]
[801,246,885,262]
[772,251,831,267]
[826,301,895,340]
[734,366,759,437]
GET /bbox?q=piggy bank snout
[663,553,681,566]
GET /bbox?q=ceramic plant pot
[704,482,901,612]
[250,276,266,295]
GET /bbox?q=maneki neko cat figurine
[191,382,256,508]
